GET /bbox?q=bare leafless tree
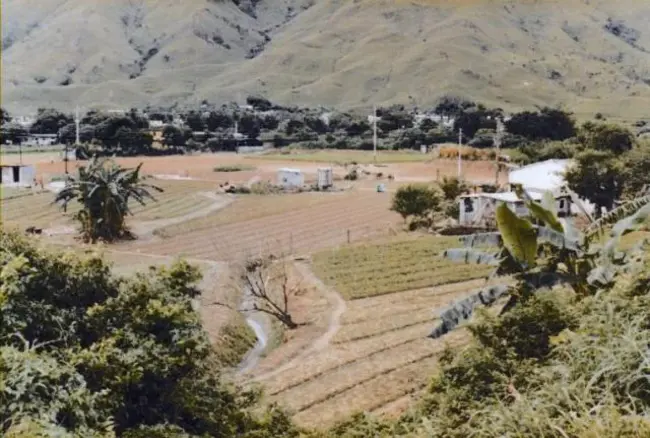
[215,254,300,329]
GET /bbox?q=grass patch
[213,164,256,172]
[256,149,432,164]
[212,315,257,367]
[311,235,494,300]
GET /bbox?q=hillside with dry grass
[2,0,650,119]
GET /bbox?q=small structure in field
[459,190,572,227]
[23,133,58,146]
[317,167,333,189]
[277,168,304,188]
[1,164,35,187]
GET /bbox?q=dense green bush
[0,231,299,437]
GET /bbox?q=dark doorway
[12,166,19,183]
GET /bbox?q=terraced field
[254,274,489,428]
[1,179,218,230]
[312,235,494,299]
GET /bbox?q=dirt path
[250,261,347,383]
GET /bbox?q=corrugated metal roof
[508,159,572,191]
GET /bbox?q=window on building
[463,198,474,213]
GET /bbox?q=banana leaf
[442,248,502,266]
[459,233,502,248]
[429,284,511,339]
[537,227,581,252]
[496,203,538,269]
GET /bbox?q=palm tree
[55,156,163,243]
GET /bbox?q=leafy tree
[418,118,438,132]
[377,105,413,132]
[30,108,73,134]
[114,127,154,155]
[391,184,443,224]
[393,128,426,150]
[246,95,273,111]
[579,121,636,154]
[439,176,469,201]
[0,231,300,437]
[1,122,28,144]
[433,96,476,117]
[622,142,650,197]
[453,110,496,139]
[505,107,576,141]
[261,114,279,131]
[0,106,11,124]
[205,110,233,131]
[58,122,95,144]
[161,125,191,147]
[184,111,205,131]
[237,112,262,138]
[54,157,163,243]
[565,150,625,216]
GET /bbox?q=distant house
[23,134,58,146]
[1,164,36,187]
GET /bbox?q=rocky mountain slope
[2,0,650,119]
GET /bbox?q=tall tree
[505,107,576,141]
[54,157,163,243]
[30,108,73,134]
[565,150,625,216]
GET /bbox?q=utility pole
[457,127,463,179]
[494,117,505,186]
[372,105,378,163]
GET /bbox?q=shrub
[213,165,256,172]
[439,176,470,201]
[344,168,358,180]
[391,183,443,223]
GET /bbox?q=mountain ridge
[2,0,650,119]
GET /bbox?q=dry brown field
[2,150,503,427]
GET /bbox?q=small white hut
[1,164,35,187]
[277,168,304,188]
[317,168,333,189]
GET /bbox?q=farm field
[312,235,494,299]
[1,179,219,230]
[249,264,489,428]
[132,190,402,261]
[254,149,436,164]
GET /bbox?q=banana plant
[430,186,650,339]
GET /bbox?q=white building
[317,168,333,189]
[277,168,304,188]
[1,164,36,187]
[508,159,571,195]
[459,191,572,227]
[23,134,58,146]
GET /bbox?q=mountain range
[2,0,650,120]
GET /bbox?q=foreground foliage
[0,231,299,437]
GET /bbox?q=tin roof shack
[1,164,35,187]
[459,190,572,227]
[277,168,304,189]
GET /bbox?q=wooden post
[347,229,351,244]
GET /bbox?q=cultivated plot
[312,235,494,299]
